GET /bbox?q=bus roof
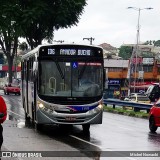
[21,43,103,60]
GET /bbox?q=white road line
[70,134,102,149]
[69,134,138,160]
[7,110,24,118]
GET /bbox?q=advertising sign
[142,58,154,65]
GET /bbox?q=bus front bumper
[36,107,103,125]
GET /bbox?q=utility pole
[83,37,95,45]
[127,7,153,94]
[54,40,64,43]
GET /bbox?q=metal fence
[103,98,153,112]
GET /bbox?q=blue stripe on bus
[67,105,97,111]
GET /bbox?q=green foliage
[0,0,20,82]
[103,105,149,119]
[118,46,133,59]
[154,40,160,47]
[0,0,87,48]
[0,0,87,82]
[17,0,87,48]
[141,51,154,58]
[143,40,155,45]
[143,40,160,46]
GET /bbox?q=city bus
[21,44,104,132]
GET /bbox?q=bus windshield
[39,60,103,97]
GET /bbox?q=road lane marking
[70,134,102,149]
[69,135,138,160]
[7,110,24,118]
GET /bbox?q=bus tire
[25,113,31,127]
[35,123,43,131]
[31,104,35,125]
[149,116,157,133]
[82,124,90,133]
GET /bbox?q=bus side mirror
[33,61,38,80]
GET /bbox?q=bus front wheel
[25,113,31,127]
[35,123,43,131]
[82,124,90,133]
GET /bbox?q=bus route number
[48,49,55,55]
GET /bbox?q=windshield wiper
[55,61,64,79]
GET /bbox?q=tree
[17,0,87,49]
[118,46,133,60]
[143,40,155,45]
[0,1,20,83]
[0,0,87,82]
[154,40,160,47]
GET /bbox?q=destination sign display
[48,49,91,56]
[39,45,103,57]
[59,49,91,56]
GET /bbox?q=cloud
[54,0,160,47]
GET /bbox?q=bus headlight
[37,101,45,109]
[89,104,103,114]
[98,100,103,110]
[37,101,53,114]
[98,104,103,110]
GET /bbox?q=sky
[53,0,160,48]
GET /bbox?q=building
[104,59,129,98]
[104,57,160,99]
[0,49,21,78]
[1,65,21,77]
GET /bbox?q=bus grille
[55,110,88,114]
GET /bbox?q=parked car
[124,93,151,111]
[145,84,160,102]
[4,83,21,95]
[124,93,151,104]
[149,98,160,132]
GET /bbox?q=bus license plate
[65,117,76,121]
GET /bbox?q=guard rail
[103,98,153,112]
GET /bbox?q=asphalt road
[0,90,160,160]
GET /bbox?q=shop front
[104,79,121,99]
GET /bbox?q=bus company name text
[59,49,91,56]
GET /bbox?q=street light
[127,7,153,94]
[83,37,95,45]
[127,7,153,46]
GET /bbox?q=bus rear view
[21,44,104,132]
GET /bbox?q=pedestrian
[0,96,7,152]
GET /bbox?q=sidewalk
[1,120,21,160]
[0,120,91,160]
